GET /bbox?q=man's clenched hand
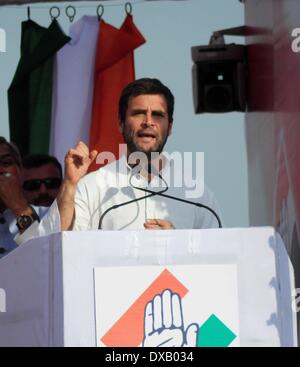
[64,141,98,185]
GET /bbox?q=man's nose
[142,111,154,126]
[39,182,48,193]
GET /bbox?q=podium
[0,227,297,347]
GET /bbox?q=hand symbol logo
[142,289,199,347]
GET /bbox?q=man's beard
[32,194,54,207]
[122,125,168,159]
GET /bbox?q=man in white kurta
[56,78,222,233]
[17,78,222,244]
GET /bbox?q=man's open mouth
[137,131,156,139]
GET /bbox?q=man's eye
[0,159,14,167]
[153,112,166,118]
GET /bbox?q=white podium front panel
[0,227,297,346]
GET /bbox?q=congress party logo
[97,268,237,347]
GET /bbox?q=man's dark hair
[0,136,22,167]
[22,154,63,179]
[118,78,175,124]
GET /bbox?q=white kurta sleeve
[73,178,94,231]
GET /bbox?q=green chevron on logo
[197,314,237,347]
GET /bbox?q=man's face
[120,94,173,158]
[0,143,21,177]
[22,163,62,207]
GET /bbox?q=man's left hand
[144,219,174,230]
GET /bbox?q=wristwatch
[16,206,40,231]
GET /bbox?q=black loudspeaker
[191,44,246,113]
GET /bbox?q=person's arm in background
[13,142,97,245]
[14,203,58,245]
[0,171,37,234]
[57,142,97,230]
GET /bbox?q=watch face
[17,215,34,229]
